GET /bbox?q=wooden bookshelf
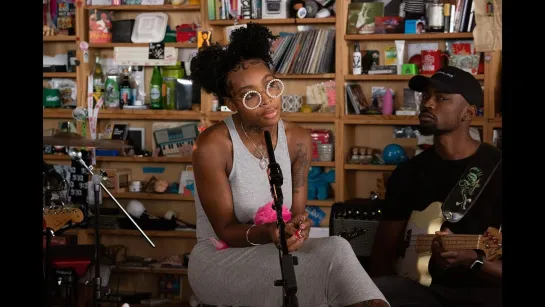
[104,192,194,201]
[208,17,336,26]
[43,72,77,78]
[89,42,197,48]
[86,5,200,11]
[344,32,475,41]
[43,36,77,42]
[345,74,485,81]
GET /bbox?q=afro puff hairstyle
[189,23,278,102]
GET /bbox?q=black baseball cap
[408,66,483,109]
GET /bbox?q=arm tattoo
[361,299,389,307]
[292,143,308,194]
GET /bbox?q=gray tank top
[194,115,293,243]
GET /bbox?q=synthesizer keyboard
[153,123,199,156]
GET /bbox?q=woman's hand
[267,221,304,252]
[288,212,312,240]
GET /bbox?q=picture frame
[128,127,145,151]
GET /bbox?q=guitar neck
[415,234,481,253]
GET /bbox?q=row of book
[448,0,477,33]
[271,28,336,75]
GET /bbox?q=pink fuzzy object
[254,201,292,225]
[211,200,291,250]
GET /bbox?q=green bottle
[150,66,163,109]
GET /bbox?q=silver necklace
[240,123,273,170]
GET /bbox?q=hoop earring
[242,90,262,110]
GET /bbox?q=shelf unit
[42,0,503,231]
[43,0,502,302]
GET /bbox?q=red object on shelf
[176,23,197,43]
[52,259,91,277]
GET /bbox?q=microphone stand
[263,131,298,307]
[69,150,155,307]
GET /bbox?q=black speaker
[329,195,383,259]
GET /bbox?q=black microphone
[263,130,283,187]
[43,160,66,189]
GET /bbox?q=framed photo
[128,127,145,151]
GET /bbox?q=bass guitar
[396,201,502,287]
[43,207,84,233]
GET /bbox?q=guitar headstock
[43,207,84,233]
[477,227,503,261]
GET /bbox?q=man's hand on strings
[432,228,478,269]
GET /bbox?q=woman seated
[188,23,388,307]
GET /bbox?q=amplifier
[153,123,199,156]
[329,195,383,258]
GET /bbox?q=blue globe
[383,144,408,165]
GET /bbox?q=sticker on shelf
[149,43,165,60]
[306,206,326,226]
[79,41,89,51]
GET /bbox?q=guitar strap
[441,143,502,223]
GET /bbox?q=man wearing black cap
[369,67,502,307]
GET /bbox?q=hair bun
[227,23,277,62]
[189,23,278,102]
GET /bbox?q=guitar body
[396,201,445,287]
[396,202,503,287]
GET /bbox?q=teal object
[142,167,165,173]
[307,167,336,200]
[383,144,408,165]
[186,183,195,196]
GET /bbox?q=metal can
[104,74,120,108]
[427,3,444,31]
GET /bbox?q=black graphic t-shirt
[383,144,502,288]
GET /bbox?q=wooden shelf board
[307,199,335,207]
[345,74,484,81]
[43,72,77,78]
[44,154,332,168]
[207,112,336,123]
[112,266,188,275]
[44,154,192,163]
[345,32,474,41]
[97,109,202,120]
[343,115,485,126]
[86,4,200,11]
[106,192,194,201]
[343,115,419,125]
[43,108,74,119]
[43,109,201,120]
[489,117,502,128]
[209,17,335,26]
[281,112,336,122]
[344,164,396,171]
[89,42,197,48]
[43,36,77,42]
[275,73,335,79]
[311,161,335,167]
[83,228,196,238]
